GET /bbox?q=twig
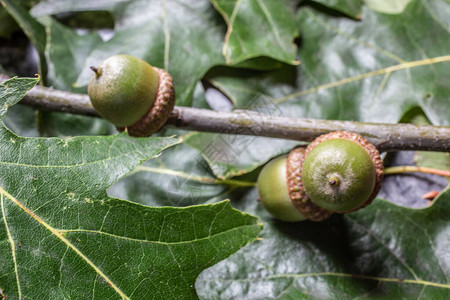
[1,74,449,153]
[0,74,98,117]
[384,166,450,177]
[168,107,450,152]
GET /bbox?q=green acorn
[257,131,384,221]
[88,54,175,136]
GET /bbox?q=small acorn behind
[257,131,384,222]
[88,54,175,136]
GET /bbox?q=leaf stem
[135,166,256,187]
[1,74,449,153]
[384,166,450,177]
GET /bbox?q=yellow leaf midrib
[0,186,130,300]
[275,55,450,104]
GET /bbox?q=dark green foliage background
[0,0,449,299]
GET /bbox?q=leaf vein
[199,272,450,289]
[364,71,391,119]
[1,193,22,298]
[223,0,243,62]
[0,186,131,300]
[274,55,450,104]
[347,214,420,280]
[305,8,406,63]
[422,0,450,34]
[0,151,137,169]
[57,222,259,246]
[255,0,285,54]
[395,210,448,280]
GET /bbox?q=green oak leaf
[27,0,301,105]
[44,18,104,94]
[3,105,40,138]
[110,141,239,208]
[209,0,450,124]
[293,0,450,125]
[196,187,450,299]
[108,131,259,208]
[415,152,450,173]
[414,151,450,184]
[0,1,114,137]
[210,0,299,65]
[365,0,413,14]
[184,132,300,179]
[310,0,363,19]
[35,111,117,137]
[400,107,450,184]
[0,77,262,299]
[29,0,227,106]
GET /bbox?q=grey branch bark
[167,107,450,152]
[1,74,449,152]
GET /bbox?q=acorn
[87,54,175,136]
[257,131,384,222]
[302,131,384,213]
[257,154,308,222]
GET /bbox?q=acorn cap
[286,147,333,222]
[117,67,175,136]
[301,131,384,213]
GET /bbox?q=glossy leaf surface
[0,78,262,299]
